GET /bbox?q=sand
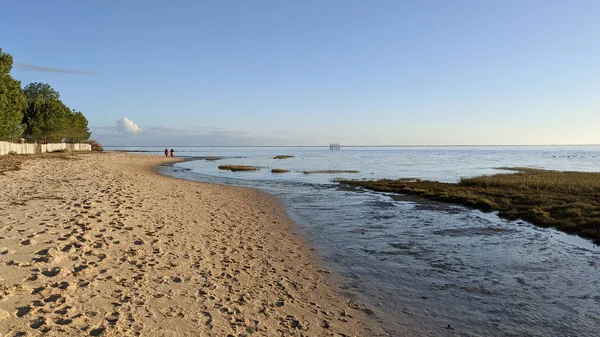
[0,152,385,336]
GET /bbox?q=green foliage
[339,168,600,245]
[0,48,27,141]
[22,83,91,144]
[23,97,70,143]
[23,82,60,102]
[65,110,91,143]
[0,47,92,145]
[0,48,12,74]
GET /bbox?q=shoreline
[152,156,345,289]
[340,168,600,246]
[0,152,385,336]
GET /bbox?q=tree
[23,97,70,143]
[0,54,93,145]
[23,82,60,103]
[0,48,26,141]
[22,82,68,143]
[65,109,91,143]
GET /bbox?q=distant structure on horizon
[329,143,341,150]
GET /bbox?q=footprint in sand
[15,305,31,317]
[29,316,45,329]
[41,267,61,277]
[89,326,106,336]
[43,294,62,303]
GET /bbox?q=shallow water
[117,146,600,336]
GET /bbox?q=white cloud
[90,124,299,146]
[116,118,142,134]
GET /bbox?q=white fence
[0,142,91,156]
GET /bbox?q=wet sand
[0,152,384,336]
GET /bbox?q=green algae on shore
[339,167,600,245]
[273,155,295,159]
[271,168,291,173]
[218,165,261,172]
[301,170,359,174]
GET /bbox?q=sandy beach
[0,152,385,336]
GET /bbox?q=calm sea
[111,146,600,336]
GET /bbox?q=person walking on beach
[164,148,169,157]
[170,149,174,157]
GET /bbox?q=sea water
[112,146,600,336]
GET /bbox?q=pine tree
[0,48,27,141]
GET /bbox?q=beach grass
[218,164,261,172]
[301,170,360,175]
[273,155,295,159]
[271,168,291,173]
[338,168,600,245]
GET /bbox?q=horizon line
[103,144,600,148]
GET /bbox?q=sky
[2,0,599,146]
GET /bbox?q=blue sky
[2,0,599,146]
